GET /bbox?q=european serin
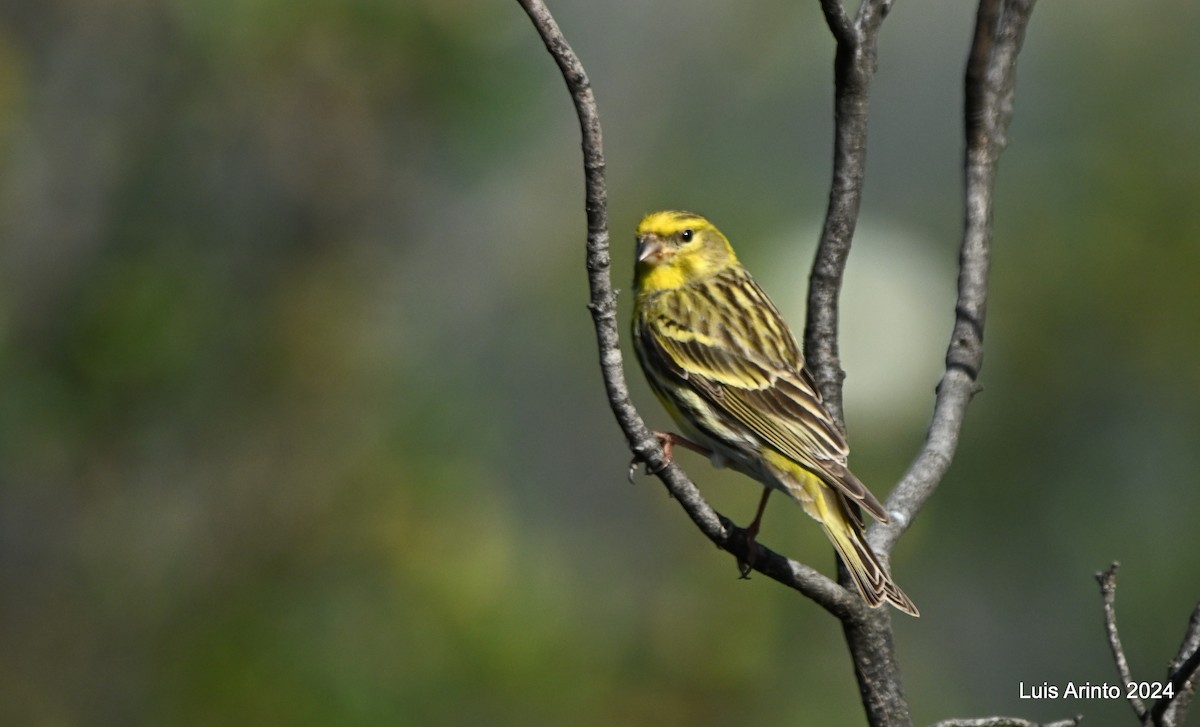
[631,210,918,616]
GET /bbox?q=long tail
[778,462,919,616]
[819,488,919,616]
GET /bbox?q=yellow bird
[631,210,917,616]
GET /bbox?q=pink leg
[627,431,712,482]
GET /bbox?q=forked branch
[806,0,894,422]
[515,0,858,619]
[872,0,1037,554]
[517,1,1048,726]
[1097,562,1200,727]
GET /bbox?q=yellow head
[633,211,740,293]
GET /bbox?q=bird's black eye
[680,229,694,242]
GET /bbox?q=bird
[630,210,918,616]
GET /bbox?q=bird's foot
[737,488,772,579]
[627,431,710,482]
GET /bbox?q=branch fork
[516,0,1043,724]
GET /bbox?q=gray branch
[517,1,1045,726]
[873,0,1037,554]
[805,0,893,424]
[929,718,1081,727]
[1098,562,1200,727]
[1154,601,1200,725]
[811,1,1037,726]
[808,0,1039,561]
[1156,602,1200,724]
[805,2,923,721]
[1097,563,1147,722]
[515,0,859,619]
[805,1,919,721]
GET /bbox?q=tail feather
[770,457,919,616]
[821,493,919,617]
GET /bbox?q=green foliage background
[2,1,1198,725]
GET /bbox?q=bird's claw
[627,432,679,483]
[736,524,761,579]
[626,456,645,483]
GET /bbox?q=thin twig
[519,3,1049,727]
[1096,563,1149,722]
[874,0,1037,553]
[822,3,1037,726]
[818,0,854,45]
[804,2,932,724]
[805,0,892,424]
[929,717,1081,727]
[515,0,858,620]
[1097,563,1200,726]
[1152,601,1200,726]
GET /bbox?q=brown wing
[637,268,888,522]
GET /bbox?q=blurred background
[2,0,1198,724]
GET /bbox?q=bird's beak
[636,234,665,264]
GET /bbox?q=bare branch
[818,0,854,45]
[1096,563,1149,722]
[803,2,929,722]
[516,0,858,620]
[815,3,1037,725]
[839,606,913,727]
[874,0,1037,552]
[1095,563,1200,726]
[805,0,893,424]
[1152,601,1200,726]
[929,717,1081,727]
[521,3,1045,727]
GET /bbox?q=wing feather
[636,268,888,522]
